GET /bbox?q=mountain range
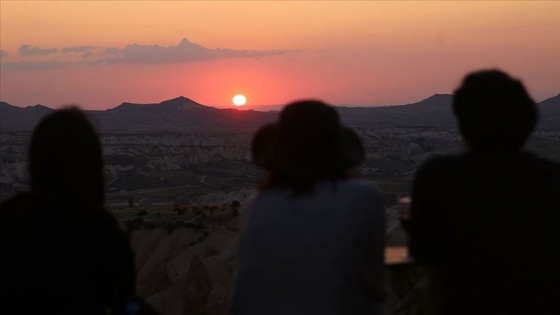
[1,93,558,133]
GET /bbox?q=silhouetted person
[0,108,136,315]
[409,70,560,315]
[230,100,385,315]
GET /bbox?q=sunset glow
[1,2,559,109]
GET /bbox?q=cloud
[2,38,298,70]
[61,46,95,54]
[104,38,295,65]
[1,60,74,71]
[0,50,7,58]
[104,47,120,55]
[19,45,59,56]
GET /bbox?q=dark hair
[251,123,278,169]
[30,108,105,209]
[258,100,360,196]
[453,69,537,151]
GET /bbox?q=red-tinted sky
[1,1,559,109]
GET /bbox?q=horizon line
[1,91,558,111]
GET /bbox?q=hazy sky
[1,1,559,109]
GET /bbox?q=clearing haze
[1,1,559,109]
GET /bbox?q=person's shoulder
[0,192,35,222]
[94,209,120,225]
[0,192,32,233]
[0,192,33,211]
[94,210,124,231]
[338,178,380,194]
[335,179,384,206]
[71,208,127,241]
[250,187,288,203]
[527,153,560,171]
[524,153,560,183]
[416,153,464,176]
[336,180,385,221]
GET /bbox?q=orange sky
[1,1,559,109]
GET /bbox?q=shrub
[230,200,241,210]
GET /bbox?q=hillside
[2,93,557,133]
[0,97,277,133]
[0,102,53,131]
[337,94,455,127]
[92,97,276,133]
[537,94,560,127]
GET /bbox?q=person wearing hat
[230,100,386,315]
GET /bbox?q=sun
[232,94,247,106]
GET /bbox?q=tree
[230,200,241,217]
[230,200,241,210]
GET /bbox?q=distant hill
[0,102,53,132]
[537,94,560,127]
[1,93,558,133]
[0,97,276,133]
[89,96,276,133]
[337,94,454,127]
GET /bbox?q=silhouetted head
[252,123,279,169]
[252,122,364,172]
[254,100,364,193]
[30,108,104,209]
[340,126,365,168]
[453,70,537,151]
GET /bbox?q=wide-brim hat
[251,100,364,176]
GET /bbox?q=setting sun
[232,94,247,106]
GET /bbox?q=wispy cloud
[19,45,59,56]
[105,38,294,65]
[61,46,96,54]
[104,48,120,55]
[2,38,297,70]
[1,60,75,71]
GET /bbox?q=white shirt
[229,179,386,315]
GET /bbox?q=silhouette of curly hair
[453,70,537,150]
